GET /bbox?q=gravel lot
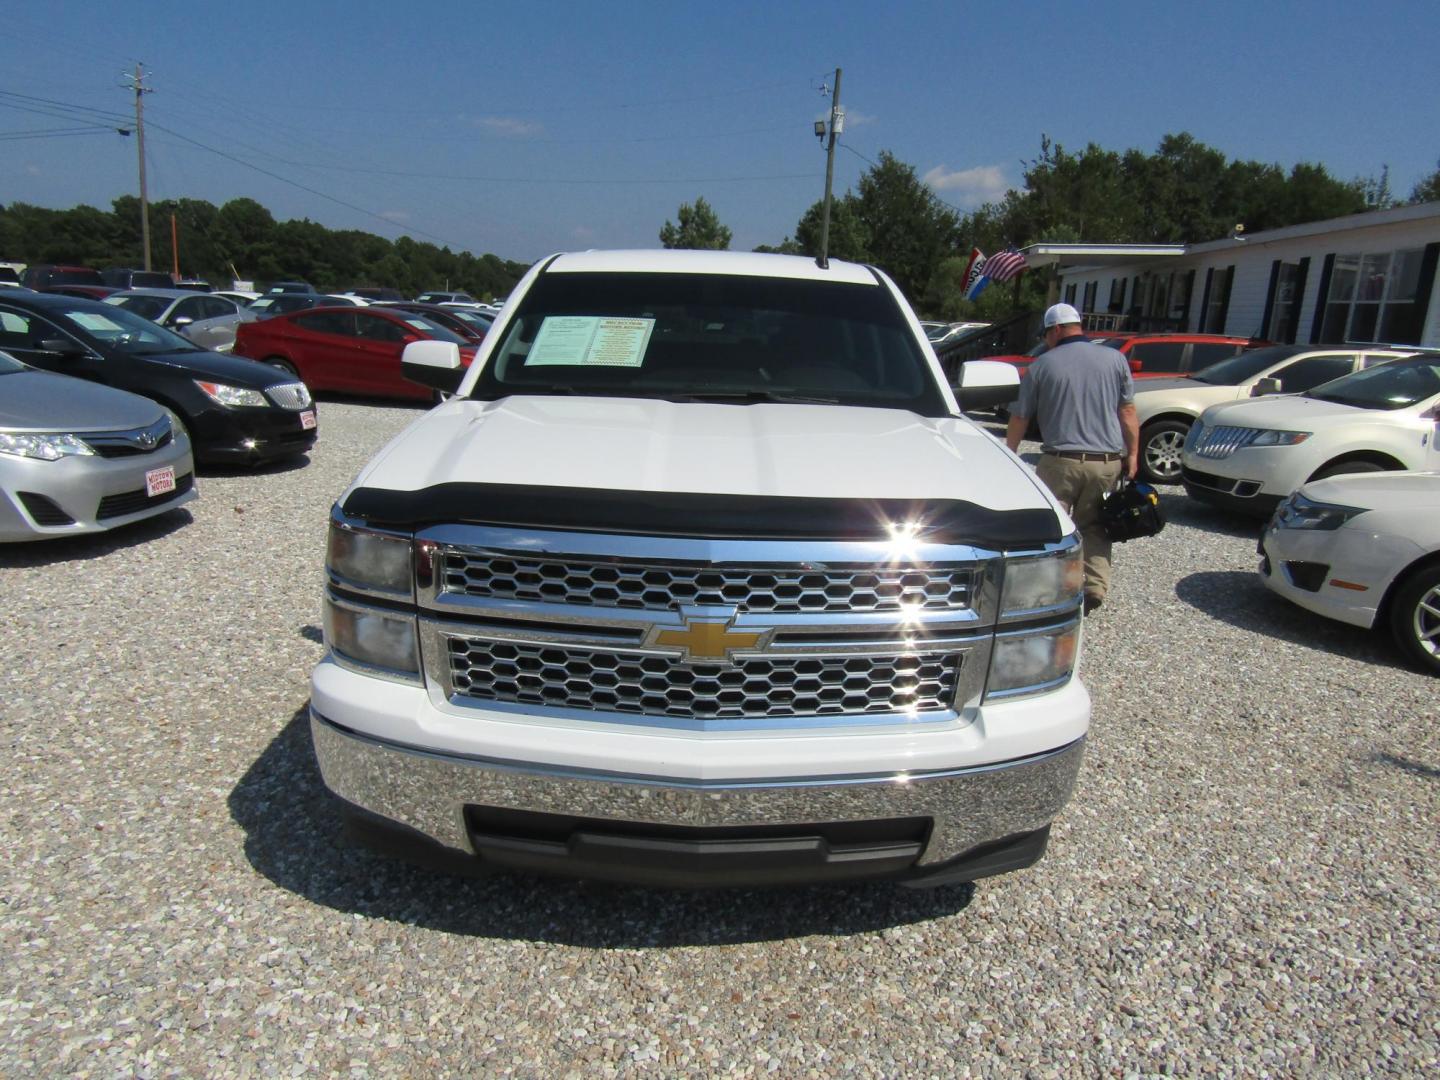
[1,400,1436,1077]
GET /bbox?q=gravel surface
[1,401,1436,1077]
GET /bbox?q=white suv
[1182,353,1440,517]
[1135,345,1414,484]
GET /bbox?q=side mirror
[38,337,85,358]
[170,315,194,329]
[1252,377,1283,397]
[956,359,1020,413]
[401,339,465,394]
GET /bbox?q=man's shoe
[1083,594,1103,616]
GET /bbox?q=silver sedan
[0,351,197,541]
[105,289,256,353]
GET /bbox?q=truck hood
[353,396,1058,514]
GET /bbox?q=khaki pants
[1035,454,1123,601]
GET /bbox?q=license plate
[146,466,176,497]
[299,410,317,430]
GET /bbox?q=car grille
[265,382,313,410]
[17,492,75,526]
[440,553,977,614]
[81,417,174,458]
[444,638,961,721]
[96,473,194,520]
[1190,425,1261,459]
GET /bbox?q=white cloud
[921,164,1011,207]
[464,115,542,137]
[571,225,596,242]
[843,109,876,127]
[25,164,40,176]
[380,210,410,223]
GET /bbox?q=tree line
[664,135,1440,320]
[0,195,529,300]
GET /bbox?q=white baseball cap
[1042,302,1082,328]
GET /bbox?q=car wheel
[1312,460,1386,480]
[1388,564,1440,675]
[267,357,300,379]
[1139,420,1190,484]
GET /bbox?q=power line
[840,141,976,217]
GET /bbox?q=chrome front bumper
[311,710,1084,882]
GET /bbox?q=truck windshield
[1305,356,1440,411]
[469,272,948,415]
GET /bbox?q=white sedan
[1259,471,1440,675]
[1181,353,1440,517]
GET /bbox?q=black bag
[1100,478,1165,541]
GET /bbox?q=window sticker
[525,315,655,368]
[402,318,433,331]
[70,313,127,333]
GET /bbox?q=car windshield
[131,272,174,288]
[49,300,199,354]
[468,271,948,415]
[49,269,104,286]
[1305,356,1440,411]
[106,295,169,321]
[447,309,492,331]
[1191,345,1306,385]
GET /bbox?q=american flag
[982,247,1028,283]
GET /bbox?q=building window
[1064,283,1077,305]
[1202,267,1233,333]
[1268,262,1301,342]
[1081,281,1098,313]
[1107,277,1127,313]
[1321,249,1424,343]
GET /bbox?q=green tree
[659,197,732,250]
[850,151,959,301]
[792,196,871,263]
[1410,158,1440,204]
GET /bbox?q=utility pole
[123,63,154,270]
[817,68,843,269]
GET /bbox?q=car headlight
[986,621,1080,700]
[194,380,269,408]
[1250,429,1311,447]
[0,432,96,460]
[1273,493,1368,531]
[999,544,1083,617]
[324,595,419,678]
[327,517,413,597]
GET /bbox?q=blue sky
[3,0,1437,264]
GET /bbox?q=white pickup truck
[310,250,1089,888]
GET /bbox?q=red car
[19,264,115,300]
[233,306,478,401]
[991,332,1258,380]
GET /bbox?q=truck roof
[546,249,879,285]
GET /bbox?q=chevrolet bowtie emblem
[653,619,764,662]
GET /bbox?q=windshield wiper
[666,390,842,405]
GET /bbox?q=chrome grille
[1191,425,1260,459]
[81,417,173,458]
[444,637,960,721]
[265,382,313,410]
[439,552,976,614]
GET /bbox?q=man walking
[1005,303,1138,615]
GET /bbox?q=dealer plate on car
[299,410,317,430]
[146,466,176,497]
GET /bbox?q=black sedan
[0,291,317,466]
[373,301,492,342]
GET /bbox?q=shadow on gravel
[1174,569,1404,669]
[1373,751,1440,780]
[198,452,311,479]
[1161,496,1264,540]
[0,508,193,567]
[229,708,975,946]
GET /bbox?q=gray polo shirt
[1013,336,1134,453]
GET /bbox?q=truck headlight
[324,596,419,678]
[327,518,413,597]
[999,544,1083,618]
[986,620,1080,700]
[0,432,96,460]
[1273,493,1367,531]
